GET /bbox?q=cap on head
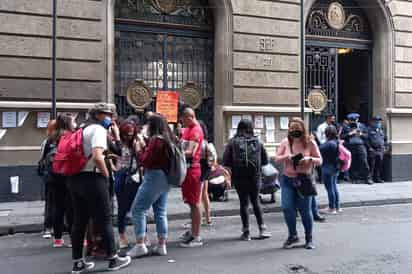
[89,102,115,115]
[347,113,360,121]
[372,115,383,121]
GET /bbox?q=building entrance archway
[304,0,393,129]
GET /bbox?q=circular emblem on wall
[179,82,202,109]
[307,88,328,114]
[126,79,152,112]
[150,0,178,14]
[327,2,346,30]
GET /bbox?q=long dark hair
[325,125,338,140]
[51,113,74,143]
[235,119,254,138]
[147,114,176,145]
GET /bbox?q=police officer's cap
[347,113,360,120]
[372,115,383,121]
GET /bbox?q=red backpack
[52,128,89,176]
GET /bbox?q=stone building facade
[0,0,412,201]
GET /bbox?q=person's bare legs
[190,204,202,237]
[201,182,211,224]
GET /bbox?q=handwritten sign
[156,91,179,123]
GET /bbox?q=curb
[1,198,412,236]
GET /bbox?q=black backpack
[231,136,261,177]
[38,140,57,177]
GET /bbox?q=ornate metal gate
[114,0,214,140]
[305,47,338,131]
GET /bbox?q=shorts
[182,167,202,205]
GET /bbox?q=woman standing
[199,120,213,226]
[115,121,141,249]
[275,117,322,249]
[319,125,341,214]
[46,113,75,247]
[223,119,271,241]
[127,114,174,258]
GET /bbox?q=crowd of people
[37,102,388,273]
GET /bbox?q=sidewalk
[1,181,412,236]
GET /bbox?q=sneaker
[365,179,374,185]
[126,244,148,258]
[283,236,300,249]
[320,208,337,215]
[152,245,167,256]
[71,259,95,274]
[179,230,192,241]
[314,214,326,222]
[305,236,315,250]
[337,208,343,213]
[259,225,272,239]
[42,230,52,239]
[180,236,203,248]
[240,231,251,241]
[108,255,131,271]
[53,239,65,248]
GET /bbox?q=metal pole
[51,0,57,119]
[300,0,305,120]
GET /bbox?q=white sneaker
[152,245,167,256]
[126,244,148,258]
[42,230,52,239]
[180,236,203,248]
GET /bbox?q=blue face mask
[372,122,382,129]
[101,116,112,129]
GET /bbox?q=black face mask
[289,130,303,138]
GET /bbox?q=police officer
[366,116,387,183]
[341,113,374,185]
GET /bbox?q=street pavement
[1,181,412,235]
[1,204,412,274]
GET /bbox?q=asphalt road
[1,204,412,274]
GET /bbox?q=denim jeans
[322,167,340,210]
[311,196,319,217]
[281,176,313,238]
[132,169,170,239]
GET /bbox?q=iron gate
[114,25,214,140]
[305,46,338,131]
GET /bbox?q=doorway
[337,49,372,124]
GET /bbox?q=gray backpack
[166,141,187,187]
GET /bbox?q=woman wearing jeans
[276,117,322,249]
[319,125,341,214]
[127,114,174,258]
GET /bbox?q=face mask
[101,116,112,129]
[372,122,382,129]
[289,130,303,138]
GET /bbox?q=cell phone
[291,153,304,162]
[291,153,304,169]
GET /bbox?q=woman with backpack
[275,117,322,250]
[223,119,271,241]
[127,114,175,258]
[41,113,75,247]
[114,121,142,249]
[319,125,341,214]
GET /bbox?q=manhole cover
[287,264,308,273]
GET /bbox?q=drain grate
[287,264,309,273]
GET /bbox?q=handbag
[289,142,317,197]
[125,153,141,185]
[295,173,317,197]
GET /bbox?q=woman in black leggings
[223,119,271,241]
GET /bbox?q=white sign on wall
[2,112,17,128]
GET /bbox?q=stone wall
[0,0,109,201]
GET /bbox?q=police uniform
[341,113,373,185]
[367,116,386,183]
